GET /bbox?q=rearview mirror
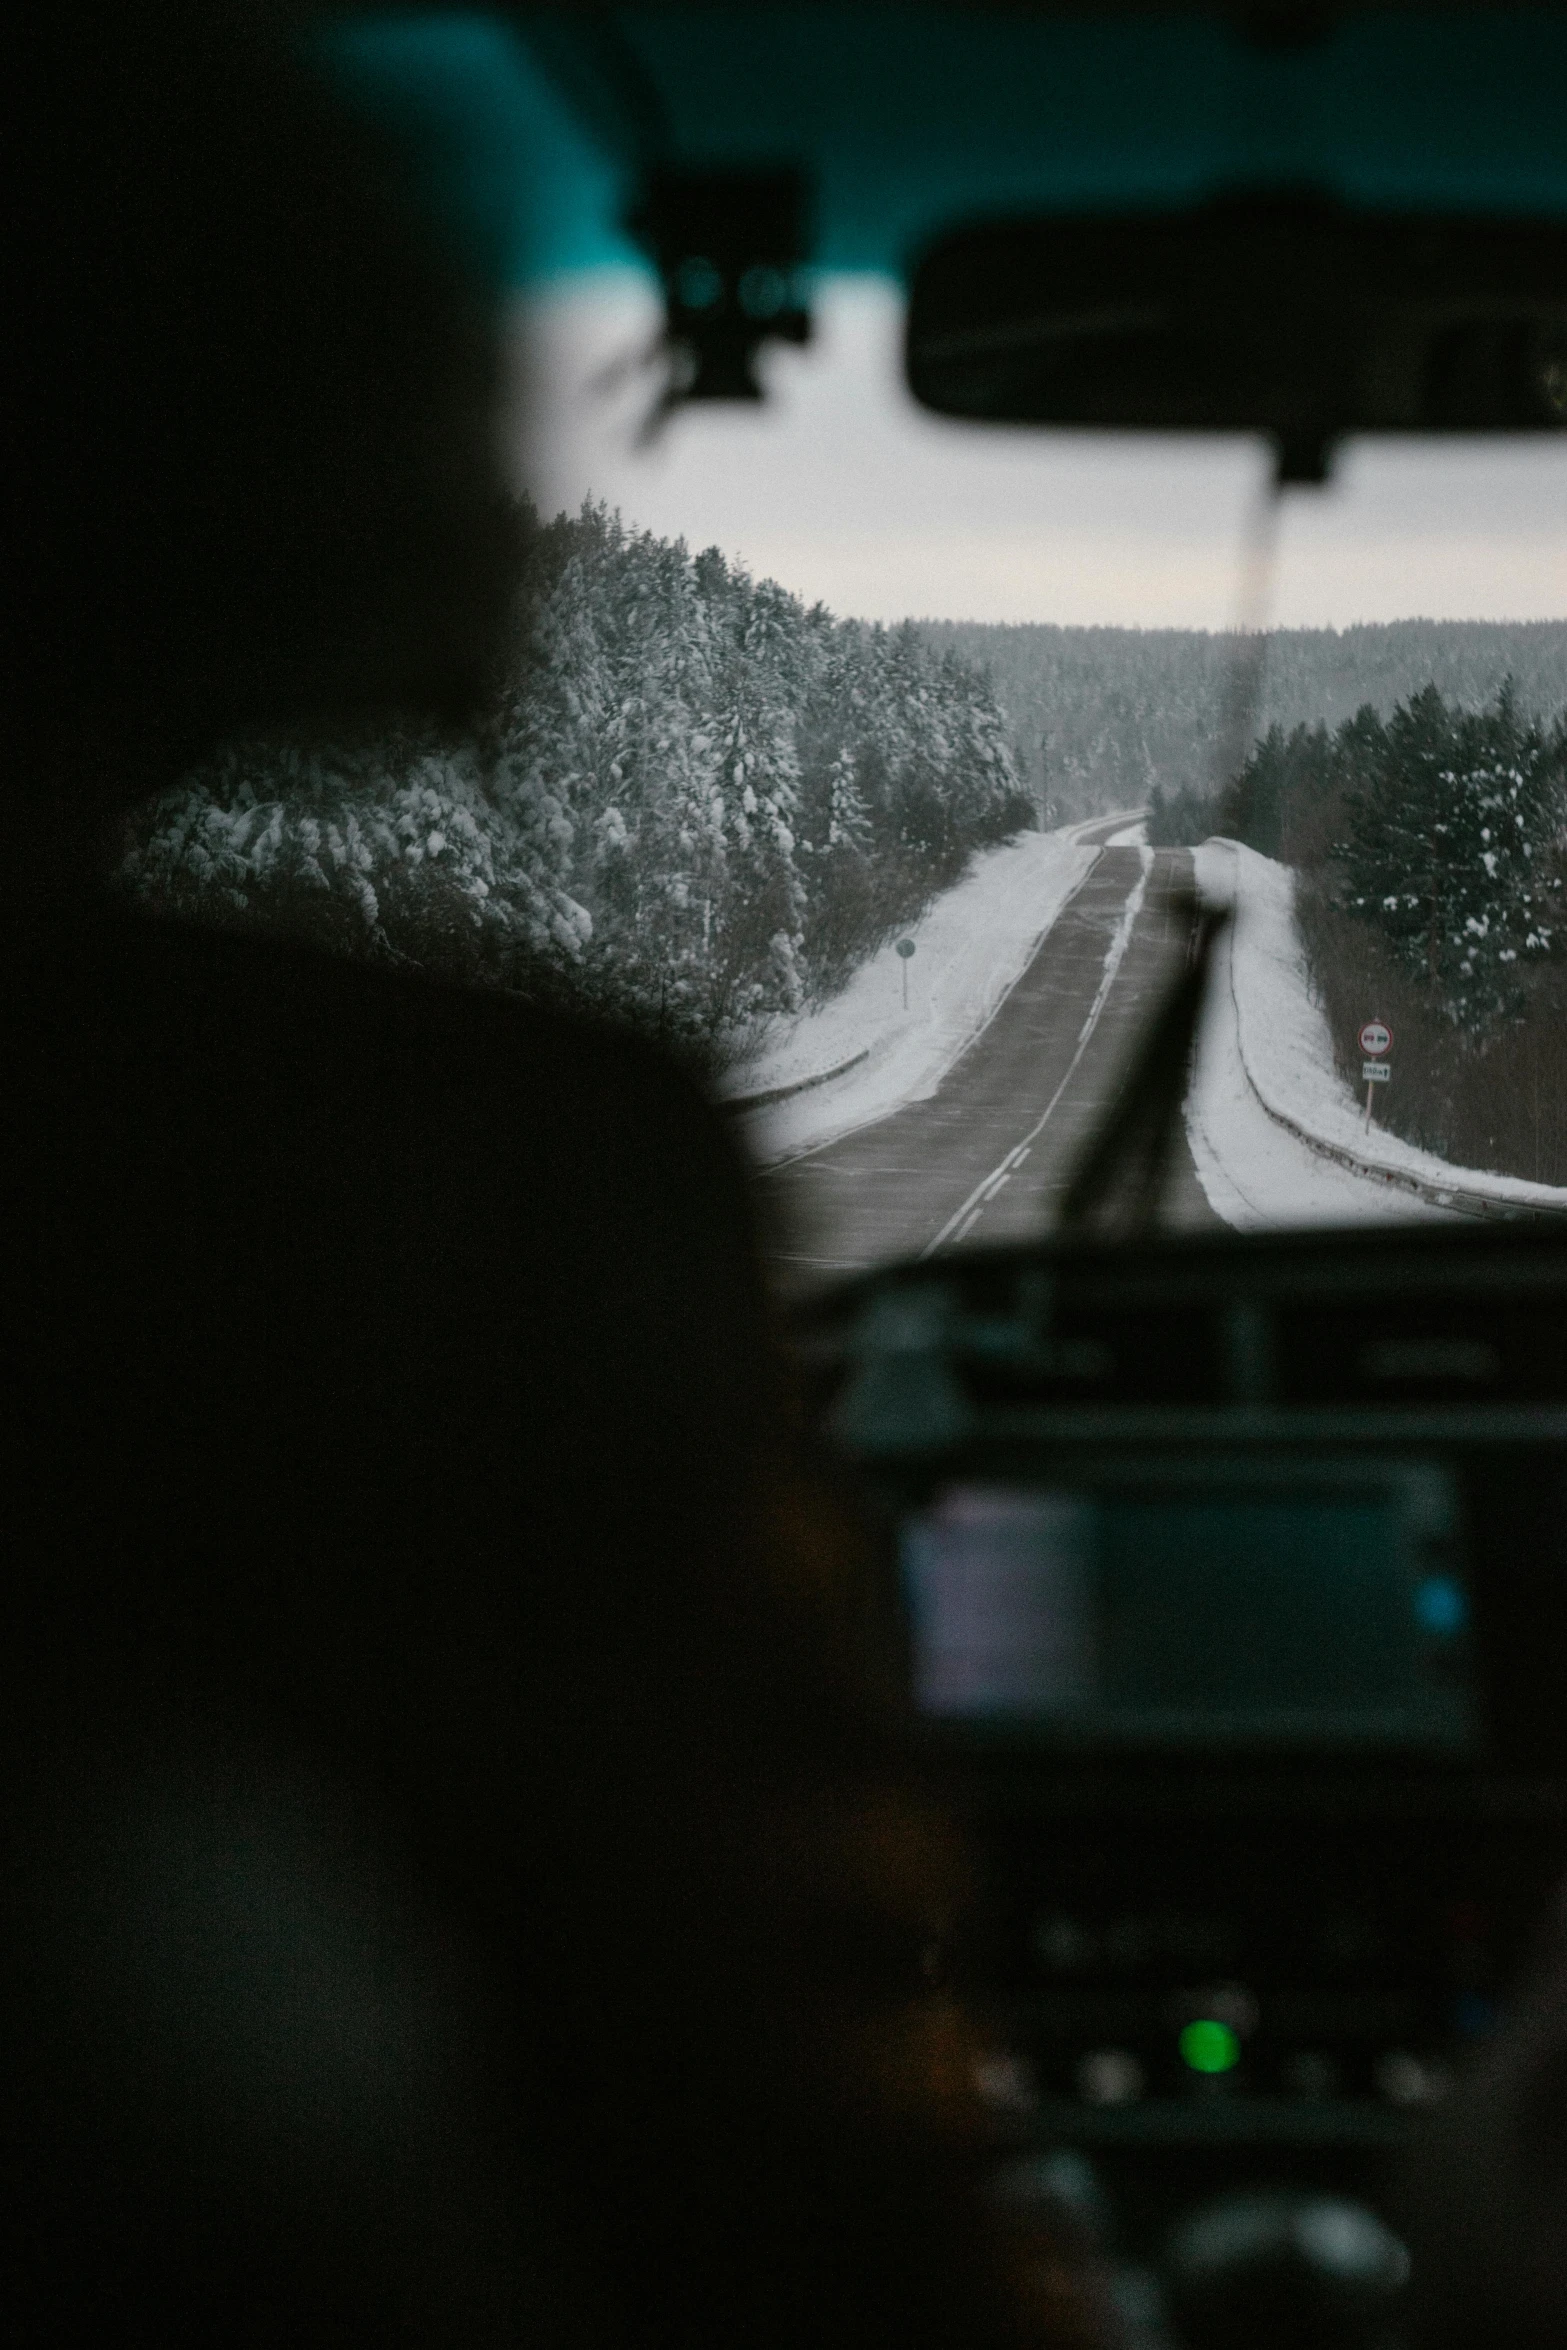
[906,196,1567,482]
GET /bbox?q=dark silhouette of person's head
[4,13,1108,2350]
[6,25,548,2341]
[12,1,522,856]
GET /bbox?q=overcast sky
[509,273,1567,633]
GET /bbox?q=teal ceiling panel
[316,6,1567,290]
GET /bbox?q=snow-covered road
[748,827,1215,1287]
[728,816,1567,1286]
[724,814,1119,1162]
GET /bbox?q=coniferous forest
[924,617,1567,822]
[122,503,1033,1067]
[122,509,1567,1184]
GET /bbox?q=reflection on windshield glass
[122,276,1567,1285]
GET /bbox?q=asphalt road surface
[753,821,1223,1292]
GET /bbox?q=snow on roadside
[727,824,1101,1165]
[1187,839,1567,1227]
[1185,850,1452,1228]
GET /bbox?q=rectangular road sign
[1363,1062,1391,1082]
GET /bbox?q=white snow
[1187,839,1567,1227]
[1105,820,1148,848]
[727,823,1101,1164]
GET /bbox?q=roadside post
[896,936,915,1010]
[1359,1019,1393,1129]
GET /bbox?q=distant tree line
[1153,683,1567,1184]
[921,617,1567,822]
[122,503,1032,1067]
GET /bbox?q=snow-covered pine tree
[1337,683,1567,1034]
[705,567,808,1017]
[1216,719,1337,860]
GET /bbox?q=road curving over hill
[753,824,1220,1292]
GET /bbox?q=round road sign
[895,938,916,959]
[1359,1020,1393,1057]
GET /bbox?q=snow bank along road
[1187,840,1567,1229]
[753,819,1221,1289]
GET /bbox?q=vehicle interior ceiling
[360,0,1567,2335]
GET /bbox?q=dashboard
[796,1220,1567,2272]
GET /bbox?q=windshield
[117,13,1567,1293]
[511,271,1567,1282]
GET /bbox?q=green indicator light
[1180,2019,1241,2074]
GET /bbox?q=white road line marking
[919,846,1155,1260]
